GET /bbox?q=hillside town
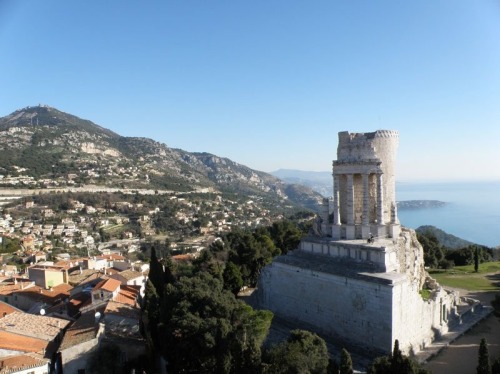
[0,189,294,373]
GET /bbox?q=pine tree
[223,261,243,295]
[162,252,176,285]
[474,246,480,273]
[477,338,491,374]
[340,348,354,374]
[149,247,165,298]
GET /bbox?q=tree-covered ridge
[417,228,493,269]
[416,225,475,249]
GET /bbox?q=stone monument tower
[256,129,472,357]
[331,130,400,240]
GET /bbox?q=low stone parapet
[299,236,399,272]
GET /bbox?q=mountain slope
[0,105,119,138]
[0,105,322,211]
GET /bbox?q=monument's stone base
[256,233,458,355]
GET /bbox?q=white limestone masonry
[256,129,476,356]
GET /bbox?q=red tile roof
[0,280,35,296]
[68,269,107,287]
[0,312,70,341]
[29,264,69,272]
[94,278,121,293]
[0,301,21,317]
[0,353,49,374]
[13,283,72,305]
[54,260,80,268]
[0,330,48,353]
[113,285,140,307]
[101,253,125,261]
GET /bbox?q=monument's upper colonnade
[325,130,400,240]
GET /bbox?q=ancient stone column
[362,174,369,225]
[375,173,386,238]
[391,202,398,224]
[376,173,384,224]
[320,198,330,237]
[347,174,354,225]
[332,174,341,239]
[346,174,355,239]
[362,173,371,239]
[333,174,340,225]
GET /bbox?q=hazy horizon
[271,169,500,184]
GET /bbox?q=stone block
[361,225,371,239]
[345,225,355,240]
[332,225,341,240]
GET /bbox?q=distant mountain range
[271,169,332,197]
[0,105,323,211]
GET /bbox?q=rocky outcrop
[80,142,121,157]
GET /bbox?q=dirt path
[423,290,500,374]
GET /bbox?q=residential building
[28,265,68,289]
[57,310,105,374]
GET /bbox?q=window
[77,369,86,374]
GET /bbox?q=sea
[396,181,500,248]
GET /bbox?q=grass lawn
[428,261,500,291]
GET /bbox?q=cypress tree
[340,348,354,374]
[492,357,500,374]
[391,339,405,373]
[477,338,491,374]
[149,247,165,298]
[474,247,480,273]
[142,279,160,348]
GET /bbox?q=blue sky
[1,1,499,182]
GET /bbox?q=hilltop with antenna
[0,105,323,211]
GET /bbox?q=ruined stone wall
[396,228,427,289]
